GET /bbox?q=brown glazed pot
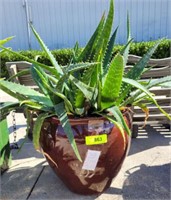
[40,111,132,195]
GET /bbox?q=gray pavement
[1,90,171,200]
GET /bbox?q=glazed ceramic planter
[40,111,132,195]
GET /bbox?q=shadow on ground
[1,161,46,200]
[129,124,171,156]
[2,160,170,199]
[121,163,171,200]
[103,163,170,200]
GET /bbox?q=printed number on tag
[85,134,107,145]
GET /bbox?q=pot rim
[45,110,132,126]
[47,116,109,126]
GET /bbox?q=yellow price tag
[85,134,107,145]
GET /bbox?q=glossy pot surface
[40,112,132,195]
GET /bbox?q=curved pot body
[40,112,132,195]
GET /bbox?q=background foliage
[1,39,170,78]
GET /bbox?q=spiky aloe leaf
[147,76,171,89]
[55,102,82,162]
[33,113,50,151]
[126,40,161,80]
[74,0,114,108]
[99,113,126,146]
[100,0,114,57]
[71,41,79,63]
[101,54,124,109]
[120,39,133,64]
[20,100,51,111]
[92,0,114,62]
[66,62,99,73]
[0,45,56,75]
[122,77,171,120]
[78,13,105,62]
[108,106,131,136]
[0,36,14,46]
[8,69,30,81]
[40,80,74,113]
[74,65,97,108]
[120,13,132,64]
[103,27,118,71]
[0,102,20,121]
[160,82,171,88]
[70,75,98,102]
[118,39,162,104]
[0,80,53,107]
[30,25,63,78]
[31,64,50,96]
[124,76,171,105]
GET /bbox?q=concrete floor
[1,91,171,200]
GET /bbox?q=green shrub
[1,39,170,78]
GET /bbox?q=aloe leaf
[99,113,126,146]
[8,69,30,81]
[126,12,131,41]
[118,39,162,104]
[120,12,132,64]
[101,0,114,57]
[31,64,49,96]
[125,76,171,105]
[78,13,105,62]
[72,41,79,63]
[0,36,14,46]
[70,75,97,102]
[0,102,20,120]
[0,80,53,107]
[122,77,171,120]
[0,45,57,75]
[31,64,66,107]
[0,81,26,101]
[66,62,99,73]
[30,25,63,78]
[41,81,74,113]
[55,102,82,162]
[103,27,118,72]
[92,0,114,62]
[126,40,161,80]
[147,76,171,89]
[74,64,97,108]
[107,106,131,136]
[33,113,50,151]
[101,54,124,109]
[160,81,171,88]
[20,100,51,111]
[120,38,133,64]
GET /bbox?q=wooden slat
[128,55,171,67]
[134,107,171,114]
[150,88,171,96]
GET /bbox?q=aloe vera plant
[0,0,171,162]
